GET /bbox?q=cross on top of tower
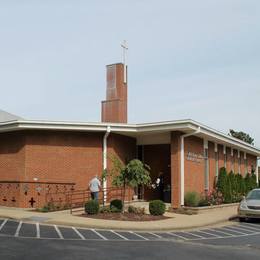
[120,40,128,83]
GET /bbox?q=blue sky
[0,1,260,145]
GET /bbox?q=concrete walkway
[0,204,238,231]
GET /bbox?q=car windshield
[246,190,260,200]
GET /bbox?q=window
[215,151,219,177]
[245,159,248,175]
[204,147,209,191]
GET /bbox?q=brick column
[171,132,182,208]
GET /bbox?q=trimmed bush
[184,191,200,207]
[110,199,123,212]
[85,200,99,215]
[149,200,166,216]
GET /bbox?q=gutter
[257,158,259,185]
[180,127,201,206]
[103,126,111,204]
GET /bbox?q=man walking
[89,175,101,200]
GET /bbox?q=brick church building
[0,63,259,208]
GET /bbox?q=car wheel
[239,217,246,222]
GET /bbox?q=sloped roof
[0,110,23,122]
[0,118,259,156]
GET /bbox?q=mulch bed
[81,212,170,221]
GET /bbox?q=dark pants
[91,192,99,200]
[159,187,164,201]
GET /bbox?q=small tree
[111,157,151,208]
[229,129,254,145]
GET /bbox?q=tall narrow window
[215,143,218,179]
[245,159,248,175]
[204,140,209,191]
[244,153,247,175]
[231,148,234,172]
[238,151,241,174]
[204,148,209,191]
[223,146,227,168]
[215,152,219,176]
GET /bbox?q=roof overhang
[0,119,259,156]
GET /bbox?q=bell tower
[101,63,127,123]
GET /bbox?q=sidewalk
[0,205,238,232]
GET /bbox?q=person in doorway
[156,172,164,201]
[88,175,101,200]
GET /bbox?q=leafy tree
[111,157,151,207]
[229,129,254,145]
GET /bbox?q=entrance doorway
[137,144,171,202]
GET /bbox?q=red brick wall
[101,63,127,123]
[226,147,232,173]
[184,136,205,194]
[240,152,244,175]
[106,133,136,190]
[24,131,103,191]
[247,154,257,174]
[0,132,25,181]
[171,132,182,208]
[218,144,224,170]
[208,141,217,189]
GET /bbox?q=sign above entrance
[186,152,204,163]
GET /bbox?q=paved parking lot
[1,218,260,244]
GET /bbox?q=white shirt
[89,177,101,192]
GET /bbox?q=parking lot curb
[42,216,236,232]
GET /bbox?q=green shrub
[128,205,145,215]
[149,200,166,215]
[110,206,122,213]
[99,206,111,213]
[110,199,123,212]
[216,167,227,196]
[184,191,200,207]
[198,197,210,207]
[85,200,99,215]
[216,167,258,203]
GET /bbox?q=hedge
[216,167,258,203]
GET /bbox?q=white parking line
[110,230,129,240]
[220,226,248,235]
[185,232,205,239]
[239,224,260,232]
[167,232,188,240]
[0,219,8,232]
[129,231,149,241]
[15,221,23,237]
[91,229,108,240]
[36,223,40,238]
[241,223,260,230]
[197,230,220,238]
[206,228,235,237]
[72,227,85,240]
[54,225,64,239]
[230,225,257,234]
[148,232,162,239]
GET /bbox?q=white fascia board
[136,122,194,133]
[198,127,260,156]
[0,119,260,156]
[0,120,137,134]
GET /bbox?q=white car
[238,188,260,221]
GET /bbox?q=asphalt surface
[1,218,260,259]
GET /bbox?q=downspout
[180,127,201,206]
[256,157,259,186]
[103,126,111,204]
